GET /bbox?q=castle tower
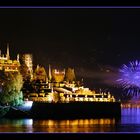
[21,54,33,80]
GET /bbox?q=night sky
[1,8,140,88]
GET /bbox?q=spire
[48,64,52,82]
[6,43,10,60]
[17,54,19,62]
[37,64,39,70]
[64,68,65,75]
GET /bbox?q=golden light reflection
[0,118,117,132]
[33,118,116,132]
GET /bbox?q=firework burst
[117,60,140,97]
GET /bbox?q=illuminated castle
[0,44,20,72]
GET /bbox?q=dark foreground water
[0,107,140,133]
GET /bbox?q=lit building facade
[52,69,65,81]
[20,54,33,79]
[34,65,47,82]
[0,44,20,72]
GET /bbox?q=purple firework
[117,60,140,96]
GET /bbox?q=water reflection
[0,118,117,132]
[33,118,116,132]
[121,108,140,124]
[113,107,140,132]
[0,119,33,132]
[1,107,140,132]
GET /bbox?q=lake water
[0,107,140,133]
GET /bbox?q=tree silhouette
[19,61,31,81]
[0,71,23,106]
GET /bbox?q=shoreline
[2,101,121,119]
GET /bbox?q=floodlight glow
[24,101,33,107]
